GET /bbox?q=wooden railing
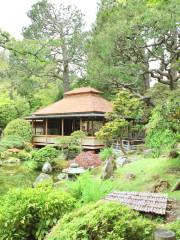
[33,135,104,149]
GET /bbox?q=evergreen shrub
[4,118,33,142]
[0,186,75,240]
[46,201,155,240]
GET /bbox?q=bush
[32,145,59,168]
[0,186,75,240]
[4,118,33,142]
[17,150,32,161]
[0,135,25,150]
[23,160,38,171]
[66,173,114,204]
[99,147,114,161]
[46,201,155,240]
[56,131,86,158]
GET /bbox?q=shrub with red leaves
[69,151,102,169]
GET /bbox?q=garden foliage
[0,186,75,240]
[66,173,115,204]
[4,118,33,142]
[0,135,25,152]
[46,201,155,240]
[146,93,180,157]
[32,145,59,168]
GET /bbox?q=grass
[112,155,180,200]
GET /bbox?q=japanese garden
[0,0,179,239]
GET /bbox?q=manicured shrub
[0,186,75,240]
[0,135,25,150]
[4,118,33,142]
[46,201,155,240]
[32,145,59,168]
[66,173,114,204]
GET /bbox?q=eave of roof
[25,111,105,119]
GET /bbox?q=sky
[0,0,99,39]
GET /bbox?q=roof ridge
[64,87,102,96]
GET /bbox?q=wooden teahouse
[27,87,112,149]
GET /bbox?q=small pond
[0,164,38,196]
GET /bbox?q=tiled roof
[33,87,112,115]
[105,191,168,215]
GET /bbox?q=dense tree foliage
[86,0,179,98]
[23,0,86,92]
[146,91,180,156]
[96,89,143,154]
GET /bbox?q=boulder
[152,180,170,193]
[56,173,67,181]
[42,162,52,174]
[102,157,116,179]
[116,156,127,167]
[33,173,51,187]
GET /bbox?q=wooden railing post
[45,119,48,135]
[154,229,176,240]
[62,119,64,136]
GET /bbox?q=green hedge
[32,145,59,169]
[46,201,155,240]
[0,186,75,240]
[4,118,33,142]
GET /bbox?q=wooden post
[154,229,176,240]
[62,119,64,136]
[80,118,82,131]
[32,120,34,134]
[45,119,48,135]
[43,119,45,135]
[35,120,36,135]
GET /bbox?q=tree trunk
[143,71,150,92]
[169,29,178,91]
[63,63,70,92]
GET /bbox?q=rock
[116,156,127,167]
[33,173,51,187]
[4,157,21,164]
[56,173,67,181]
[152,180,170,193]
[125,173,136,180]
[171,179,180,192]
[154,229,176,240]
[102,157,117,179]
[42,162,52,174]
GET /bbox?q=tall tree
[23,0,86,92]
[86,0,179,99]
